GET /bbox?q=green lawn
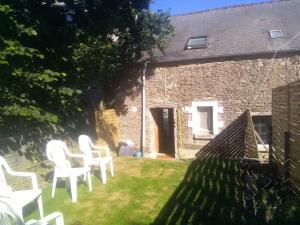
[26,157,191,225]
[24,157,300,225]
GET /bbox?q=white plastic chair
[0,156,43,221]
[0,200,64,225]
[78,135,114,184]
[46,140,92,203]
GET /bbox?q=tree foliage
[0,4,80,124]
[0,0,174,160]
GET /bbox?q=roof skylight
[185,36,207,49]
[269,30,284,39]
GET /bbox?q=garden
[22,157,300,225]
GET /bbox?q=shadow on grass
[23,201,40,220]
[44,170,91,201]
[152,157,300,225]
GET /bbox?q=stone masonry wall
[107,66,142,150]
[117,55,300,158]
[272,80,300,190]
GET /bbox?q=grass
[24,157,300,225]
[25,157,191,225]
[152,157,300,225]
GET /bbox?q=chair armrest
[0,186,13,198]
[63,144,85,159]
[7,171,39,190]
[26,212,64,225]
[92,146,110,157]
[64,152,89,169]
[91,150,101,158]
[65,149,86,160]
[67,152,85,159]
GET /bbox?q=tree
[0,4,81,160]
[0,0,174,160]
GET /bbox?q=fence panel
[272,79,300,191]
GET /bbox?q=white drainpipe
[141,60,150,156]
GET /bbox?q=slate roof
[156,0,300,63]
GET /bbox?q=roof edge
[171,0,290,17]
[154,49,300,65]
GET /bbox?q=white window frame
[269,30,284,39]
[185,36,208,49]
[251,114,272,150]
[191,101,219,136]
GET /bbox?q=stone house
[107,0,300,159]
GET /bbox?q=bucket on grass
[134,151,142,159]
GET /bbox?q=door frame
[150,107,176,157]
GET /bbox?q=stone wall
[104,66,143,150]
[272,79,300,190]
[115,55,300,158]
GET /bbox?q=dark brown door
[150,108,175,156]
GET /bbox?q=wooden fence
[271,80,300,191]
[95,108,120,150]
[196,110,258,159]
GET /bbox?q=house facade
[108,0,300,159]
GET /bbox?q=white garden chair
[0,200,64,225]
[46,140,92,203]
[78,135,114,184]
[0,156,43,221]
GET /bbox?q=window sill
[257,144,269,152]
[193,134,215,140]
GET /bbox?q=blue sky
[150,0,271,15]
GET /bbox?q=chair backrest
[0,156,9,187]
[0,200,24,225]
[78,135,93,160]
[46,140,70,172]
[0,157,14,198]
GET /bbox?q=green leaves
[0,1,173,161]
[1,104,58,123]
[0,4,80,127]
[1,39,41,60]
[0,4,12,15]
[138,9,175,56]
[69,1,174,82]
[0,0,174,127]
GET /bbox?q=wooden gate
[95,108,120,150]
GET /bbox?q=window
[269,30,284,39]
[197,106,213,134]
[185,36,207,49]
[252,116,271,144]
[190,101,219,137]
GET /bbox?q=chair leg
[37,195,44,218]
[70,176,77,203]
[87,170,92,191]
[1,212,10,224]
[52,173,57,198]
[110,160,114,177]
[100,162,107,184]
[16,206,23,221]
[83,170,87,181]
[5,202,23,221]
